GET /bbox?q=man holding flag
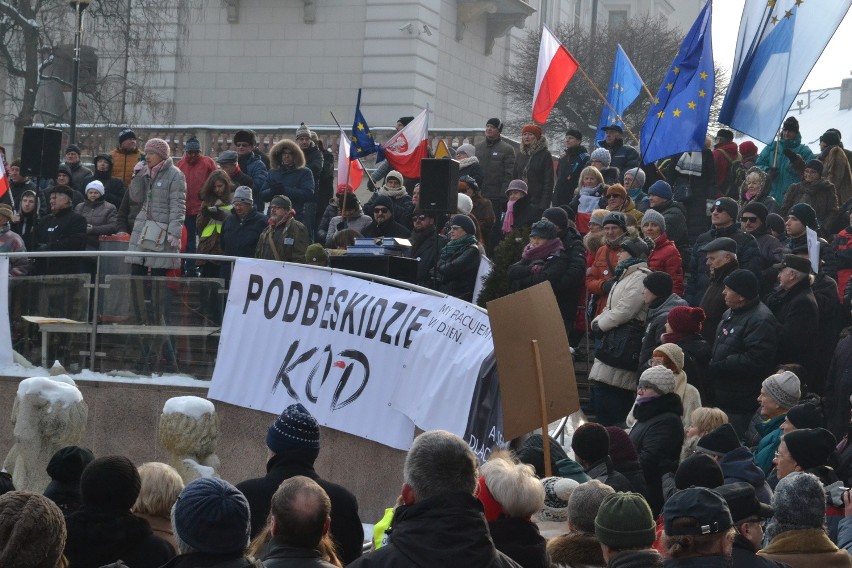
[599,125,639,173]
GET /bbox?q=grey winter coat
[639,293,688,367]
[75,198,118,250]
[126,158,187,269]
[475,136,516,205]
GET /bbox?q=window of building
[608,9,628,28]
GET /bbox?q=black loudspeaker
[419,158,459,213]
[20,127,63,180]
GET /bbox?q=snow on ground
[0,362,212,390]
[16,376,83,406]
[163,396,215,418]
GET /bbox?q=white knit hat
[457,193,473,215]
[639,365,675,395]
[761,370,800,409]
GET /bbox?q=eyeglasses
[235,142,251,148]
[413,215,427,221]
[373,207,390,214]
[740,216,759,224]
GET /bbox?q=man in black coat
[362,194,411,239]
[408,210,445,289]
[221,186,268,258]
[92,153,127,209]
[709,269,779,436]
[571,422,635,493]
[698,237,740,346]
[715,483,787,568]
[236,403,364,565]
[349,430,522,568]
[686,197,761,306]
[552,129,590,207]
[647,181,690,270]
[36,184,87,275]
[598,125,640,172]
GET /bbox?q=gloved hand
[766,167,778,181]
[530,264,544,274]
[336,221,346,231]
[591,320,601,334]
[167,234,181,248]
[207,205,219,213]
[782,147,797,160]
[601,278,615,295]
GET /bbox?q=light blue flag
[719,0,851,143]
[597,45,643,141]
[640,1,714,165]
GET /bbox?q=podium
[329,255,418,284]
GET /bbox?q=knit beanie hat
[57,163,72,177]
[530,219,559,240]
[571,422,610,464]
[0,491,67,568]
[46,446,95,483]
[674,453,725,490]
[397,116,414,127]
[769,472,825,535]
[305,244,328,266]
[648,180,673,200]
[515,434,569,479]
[589,209,607,227]
[783,428,836,470]
[506,179,528,195]
[594,492,656,548]
[696,424,742,457]
[456,143,476,157]
[295,123,311,139]
[535,476,579,522]
[543,207,570,231]
[785,403,824,430]
[457,193,473,215]
[266,403,321,455]
[233,186,253,204]
[521,123,543,138]
[742,201,769,225]
[711,197,739,220]
[724,269,760,300]
[605,426,639,465]
[787,202,819,231]
[373,194,394,212]
[451,214,476,236]
[118,128,136,144]
[602,211,627,231]
[144,138,171,160]
[173,477,251,555]
[643,271,673,298]
[667,306,705,335]
[820,130,841,147]
[642,208,667,232]
[804,159,824,176]
[739,141,758,158]
[65,144,82,156]
[486,118,504,132]
[184,137,201,152]
[766,213,785,236]
[624,167,646,187]
[385,170,404,186]
[638,365,675,395]
[85,180,105,196]
[590,148,612,168]
[270,195,292,210]
[653,343,685,373]
[761,370,801,410]
[568,479,615,534]
[783,116,799,133]
[80,455,141,511]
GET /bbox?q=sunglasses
[373,207,390,214]
[235,142,251,148]
[740,216,759,224]
[412,214,427,221]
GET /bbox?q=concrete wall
[0,375,406,523]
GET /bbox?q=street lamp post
[69,0,92,146]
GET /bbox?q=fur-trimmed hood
[739,166,771,203]
[269,139,306,169]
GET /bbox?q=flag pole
[575,65,640,145]
[330,110,379,192]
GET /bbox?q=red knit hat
[521,123,543,138]
[667,306,705,335]
[739,141,758,158]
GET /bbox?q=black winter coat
[585,457,636,493]
[640,294,689,367]
[709,298,778,414]
[673,334,713,401]
[600,139,640,172]
[487,518,549,568]
[731,534,790,568]
[765,278,819,383]
[362,219,411,239]
[159,553,263,568]
[825,333,852,439]
[349,493,522,568]
[609,550,664,568]
[513,140,553,213]
[35,206,87,274]
[699,259,739,345]
[812,272,842,393]
[409,227,446,288]
[666,149,716,241]
[236,454,363,565]
[459,161,485,189]
[436,243,481,302]
[686,223,760,306]
[92,154,127,208]
[613,459,648,497]
[629,392,684,516]
[63,506,175,568]
[261,539,338,568]
[302,144,324,190]
[553,145,589,207]
[221,209,268,258]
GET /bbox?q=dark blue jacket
[221,209,268,258]
[261,166,315,223]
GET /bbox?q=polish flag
[532,26,579,123]
[0,160,8,200]
[381,108,429,178]
[337,133,364,191]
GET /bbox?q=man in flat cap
[698,237,739,346]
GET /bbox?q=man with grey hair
[547,479,614,567]
[698,237,739,345]
[350,430,522,567]
[766,254,819,387]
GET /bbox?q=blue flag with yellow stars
[640,1,714,165]
[350,89,380,159]
[597,45,643,142]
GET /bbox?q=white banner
[208,259,494,451]
[0,257,11,366]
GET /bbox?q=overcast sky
[711,0,852,91]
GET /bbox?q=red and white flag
[337,133,364,191]
[381,108,429,178]
[532,26,579,123]
[0,160,8,200]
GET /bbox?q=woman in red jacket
[642,209,684,296]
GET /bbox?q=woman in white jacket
[588,236,652,426]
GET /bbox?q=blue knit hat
[184,137,201,152]
[648,180,673,200]
[173,477,250,555]
[266,403,321,455]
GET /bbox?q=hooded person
[261,139,315,225]
[11,188,41,252]
[63,455,175,568]
[697,423,774,505]
[739,166,778,213]
[628,365,685,515]
[364,170,415,230]
[512,123,553,218]
[780,159,839,238]
[91,153,127,208]
[235,403,363,564]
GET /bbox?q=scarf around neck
[522,238,563,261]
[613,257,645,281]
[441,233,478,260]
[379,186,408,199]
[502,200,517,234]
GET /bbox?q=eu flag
[718,0,851,143]
[597,45,643,140]
[350,89,380,159]
[640,1,714,165]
